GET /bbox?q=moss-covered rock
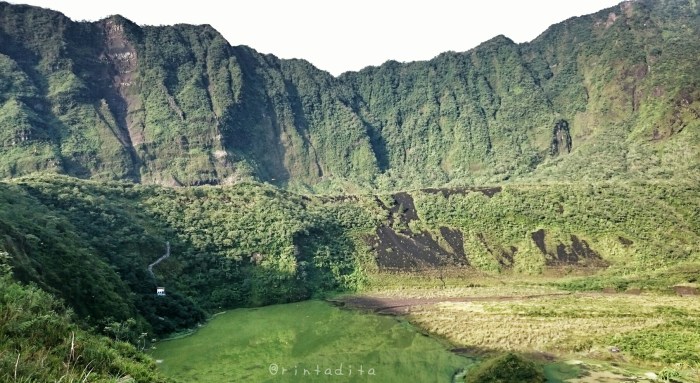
[465,353,545,383]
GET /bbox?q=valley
[0,0,698,381]
[1,175,698,381]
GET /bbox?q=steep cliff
[0,0,698,190]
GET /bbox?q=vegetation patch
[464,352,545,383]
[0,257,168,382]
[408,291,700,370]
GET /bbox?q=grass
[362,268,597,295]
[405,288,700,381]
[363,285,568,300]
[0,264,168,383]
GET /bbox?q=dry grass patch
[408,293,700,364]
[368,284,568,299]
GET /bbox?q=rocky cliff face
[550,120,572,156]
[0,0,698,189]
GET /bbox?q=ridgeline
[0,0,697,190]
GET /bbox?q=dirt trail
[330,292,574,315]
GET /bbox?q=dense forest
[0,0,697,191]
[1,175,698,380]
[0,175,376,381]
[0,0,699,381]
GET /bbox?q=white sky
[8,0,621,75]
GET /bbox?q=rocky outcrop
[550,119,572,156]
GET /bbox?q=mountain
[0,0,698,191]
[0,1,699,381]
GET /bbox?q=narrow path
[148,241,170,279]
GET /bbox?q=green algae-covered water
[151,300,474,382]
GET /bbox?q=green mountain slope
[0,175,377,335]
[0,0,697,190]
[0,174,697,380]
[0,263,168,382]
[2,175,698,332]
[0,1,698,379]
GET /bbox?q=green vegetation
[1,175,696,381]
[1,174,377,333]
[411,182,699,273]
[151,300,474,382]
[0,254,168,382]
[558,263,700,293]
[408,291,700,369]
[463,353,545,383]
[0,0,698,189]
[0,175,380,381]
[0,0,699,381]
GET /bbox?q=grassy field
[329,269,700,382]
[405,289,700,382]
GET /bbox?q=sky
[8,0,622,76]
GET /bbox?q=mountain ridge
[0,0,698,192]
[1,2,699,380]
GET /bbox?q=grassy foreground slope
[0,258,168,382]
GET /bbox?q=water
[151,300,475,382]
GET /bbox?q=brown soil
[673,285,698,296]
[331,292,573,315]
[371,226,464,269]
[368,192,467,269]
[531,229,547,254]
[391,192,419,224]
[530,230,607,267]
[439,227,467,261]
[558,235,607,267]
[365,191,607,272]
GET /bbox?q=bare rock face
[98,18,144,181]
[550,119,572,156]
[102,18,142,146]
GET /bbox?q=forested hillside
[2,175,699,380]
[0,0,699,380]
[0,0,697,190]
[0,174,379,380]
[2,175,697,335]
